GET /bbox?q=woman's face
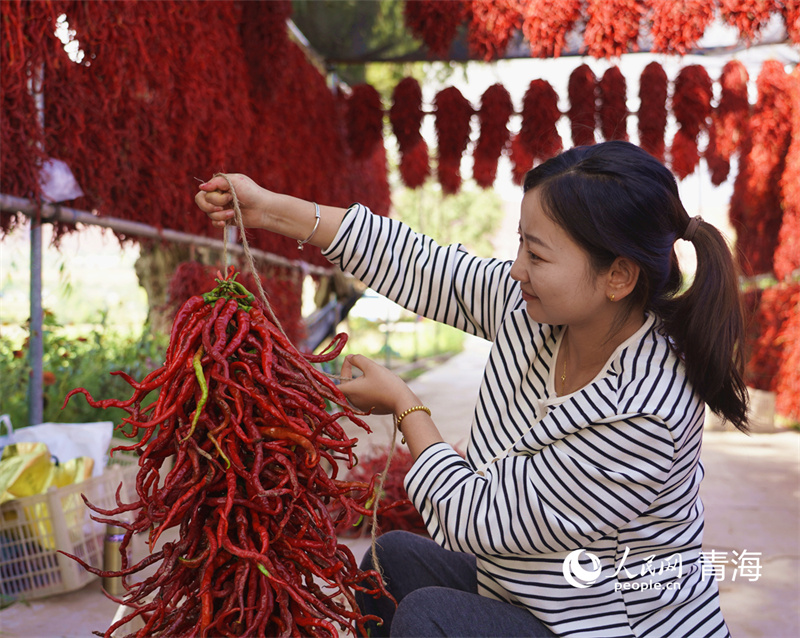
[510,188,609,327]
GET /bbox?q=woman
[196,141,747,637]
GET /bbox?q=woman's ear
[605,256,640,301]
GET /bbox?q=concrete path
[1,335,798,637]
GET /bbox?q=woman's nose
[509,252,526,283]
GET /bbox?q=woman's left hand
[338,354,419,415]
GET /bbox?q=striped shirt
[323,204,730,638]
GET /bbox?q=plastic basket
[0,459,137,600]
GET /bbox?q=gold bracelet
[395,405,431,442]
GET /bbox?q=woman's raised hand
[195,173,272,229]
[338,354,419,416]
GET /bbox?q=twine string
[367,420,400,581]
[215,173,286,338]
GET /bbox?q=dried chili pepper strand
[220,308,251,359]
[122,538,193,605]
[148,468,212,549]
[213,298,239,347]
[272,352,344,407]
[269,556,353,632]
[205,298,238,377]
[258,425,319,467]
[232,363,292,427]
[249,366,339,431]
[214,469,238,551]
[101,599,162,638]
[302,332,348,363]
[201,297,226,353]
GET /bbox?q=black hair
[524,141,748,432]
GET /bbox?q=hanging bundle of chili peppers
[521,0,582,58]
[390,77,430,189]
[719,0,777,43]
[743,282,800,393]
[649,0,715,55]
[510,133,535,186]
[670,65,713,179]
[466,0,522,61]
[346,85,385,160]
[638,62,669,162]
[774,67,800,282]
[775,287,800,422]
[705,60,751,185]
[434,86,474,195]
[567,64,597,147]
[403,0,467,58]
[0,1,60,232]
[61,269,391,637]
[598,66,628,141]
[729,60,792,277]
[583,0,645,58]
[519,79,563,164]
[784,1,800,43]
[472,84,514,188]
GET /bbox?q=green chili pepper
[183,345,208,441]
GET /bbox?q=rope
[215,173,287,338]
[367,420,400,581]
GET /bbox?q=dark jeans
[356,530,557,637]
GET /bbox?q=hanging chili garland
[403,0,468,58]
[649,0,716,55]
[719,0,777,42]
[775,288,800,422]
[0,0,60,232]
[473,83,514,188]
[519,79,563,164]
[3,0,380,274]
[774,66,800,282]
[434,86,474,194]
[390,77,430,189]
[466,0,523,61]
[521,0,582,58]
[599,66,628,141]
[567,64,597,147]
[784,0,800,44]
[509,133,535,186]
[583,0,646,58]
[670,65,713,179]
[637,62,669,162]
[730,60,792,277]
[346,85,384,160]
[743,283,800,393]
[705,59,750,185]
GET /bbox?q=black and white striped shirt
[324,205,730,638]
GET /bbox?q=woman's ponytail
[662,219,749,431]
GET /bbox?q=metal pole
[29,63,45,425]
[29,206,44,425]
[0,194,335,278]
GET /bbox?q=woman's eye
[528,251,541,261]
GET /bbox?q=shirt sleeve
[404,414,675,557]
[322,203,518,341]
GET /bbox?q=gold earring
[609,293,615,302]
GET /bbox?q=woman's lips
[520,289,537,302]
